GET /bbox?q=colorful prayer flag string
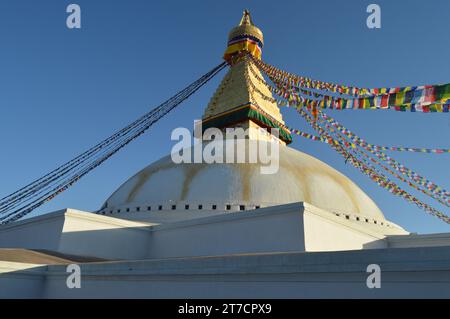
[296,107,450,224]
[246,60,450,155]
[288,127,450,154]
[242,54,450,223]
[247,54,450,113]
[245,62,450,212]
[248,53,450,101]
[311,112,450,208]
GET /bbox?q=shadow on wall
[3,244,450,298]
[0,216,66,251]
[362,239,386,249]
[56,210,306,260]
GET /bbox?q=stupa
[0,11,449,299]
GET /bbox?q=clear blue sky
[0,0,448,233]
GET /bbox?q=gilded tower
[201,10,292,144]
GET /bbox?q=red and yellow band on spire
[223,10,264,63]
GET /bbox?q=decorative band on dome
[224,35,263,62]
[228,34,263,48]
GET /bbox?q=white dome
[102,141,385,221]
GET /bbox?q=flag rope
[0,61,227,224]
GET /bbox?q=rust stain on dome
[180,164,206,200]
[125,157,366,213]
[113,145,383,220]
[232,163,253,202]
[279,151,312,204]
[126,160,176,203]
[327,170,362,214]
[281,149,362,213]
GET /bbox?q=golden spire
[226,10,264,59]
[201,11,292,145]
[239,9,254,26]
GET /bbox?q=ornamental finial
[239,9,254,26]
[224,10,264,62]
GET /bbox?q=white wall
[0,203,399,262]
[0,209,153,260]
[0,262,45,298]
[58,212,152,260]
[387,233,450,248]
[145,203,390,260]
[303,207,387,251]
[8,245,449,299]
[0,211,65,251]
[147,205,305,259]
